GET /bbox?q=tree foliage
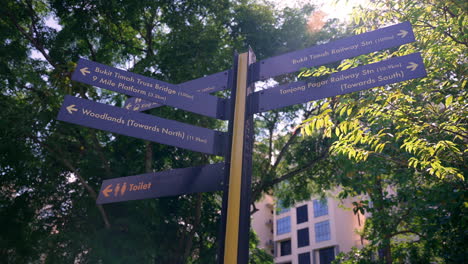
[0,0,343,263]
[296,0,466,263]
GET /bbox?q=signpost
[57,95,227,156]
[219,48,256,264]
[96,163,225,204]
[124,68,231,112]
[72,58,230,120]
[58,21,427,264]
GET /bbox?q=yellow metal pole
[223,52,248,264]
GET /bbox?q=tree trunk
[145,141,153,172]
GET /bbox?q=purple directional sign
[252,53,426,113]
[253,21,415,81]
[179,69,231,93]
[57,95,227,155]
[124,69,231,112]
[71,59,229,120]
[96,163,225,204]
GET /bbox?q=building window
[280,240,292,256]
[297,228,310,248]
[276,216,291,235]
[298,252,311,264]
[315,220,331,242]
[313,199,328,217]
[296,204,308,224]
[277,199,290,215]
[318,247,335,264]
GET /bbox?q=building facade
[252,195,365,264]
[251,195,275,255]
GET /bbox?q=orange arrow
[102,184,113,197]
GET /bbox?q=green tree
[0,0,343,263]
[296,0,467,263]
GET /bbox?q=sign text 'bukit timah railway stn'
[252,21,415,80]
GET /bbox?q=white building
[252,195,365,264]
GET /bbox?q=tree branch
[370,152,408,166]
[181,193,203,262]
[87,130,113,178]
[389,230,424,240]
[252,148,329,200]
[250,201,259,215]
[271,107,317,171]
[416,20,468,47]
[386,101,468,140]
[3,9,57,69]
[31,135,111,229]
[85,38,97,61]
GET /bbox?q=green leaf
[445,95,453,107]
[335,127,341,137]
[320,102,330,111]
[339,106,347,117]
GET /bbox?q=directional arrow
[125,103,132,110]
[406,62,419,71]
[66,104,78,114]
[102,184,113,197]
[397,29,409,38]
[80,67,90,76]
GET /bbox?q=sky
[269,0,370,20]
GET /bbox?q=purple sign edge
[124,69,231,112]
[96,162,225,204]
[179,70,230,93]
[57,95,226,155]
[254,52,427,113]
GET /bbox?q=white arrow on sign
[406,62,419,71]
[66,104,78,114]
[80,67,91,76]
[397,30,408,38]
